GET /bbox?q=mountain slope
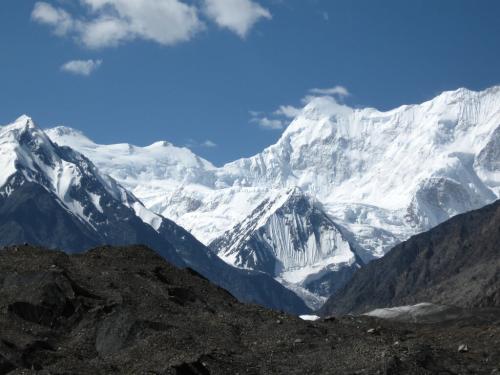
[155,218,310,314]
[219,87,500,257]
[46,87,500,302]
[0,182,99,251]
[0,116,309,314]
[0,116,176,256]
[46,125,270,244]
[210,188,362,307]
[320,199,500,316]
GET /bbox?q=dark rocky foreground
[0,245,499,374]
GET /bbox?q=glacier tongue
[43,86,500,304]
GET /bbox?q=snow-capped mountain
[0,115,169,252]
[209,187,362,307]
[216,86,500,258]
[46,125,270,243]
[46,86,500,304]
[0,116,310,314]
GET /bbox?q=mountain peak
[285,185,303,197]
[14,114,35,128]
[1,115,51,149]
[146,140,173,148]
[45,126,95,149]
[211,187,359,305]
[443,85,500,97]
[49,125,85,138]
[297,96,353,123]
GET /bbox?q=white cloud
[31,2,74,36]
[274,105,301,119]
[201,139,217,148]
[251,85,352,131]
[78,17,131,49]
[32,0,271,48]
[250,104,299,131]
[61,59,102,76]
[203,0,271,38]
[249,110,262,117]
[81,0,204,48]
[309,85,350,97]
[186,138,218,148]
[32,0,204,49]
[251,116,285,130]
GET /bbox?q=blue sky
[1,0,499,165]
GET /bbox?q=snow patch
[364,303,450,321]
[88,192,103,213]
[131,201,163,231]
[300,315,320,321]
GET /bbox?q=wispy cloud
[251,85,351,131]
[61,59,102,76]
[32,2,74,36]
[203,0,271,38]
[201,139,217,148]
[250,115,285,130]
[274,105,301,119]
[309,85,350,97]
[31,0,271,49]
[186,138,218,148]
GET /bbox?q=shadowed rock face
[1,245,499,374]
[0,179,310,315]
[320,200,500,317]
